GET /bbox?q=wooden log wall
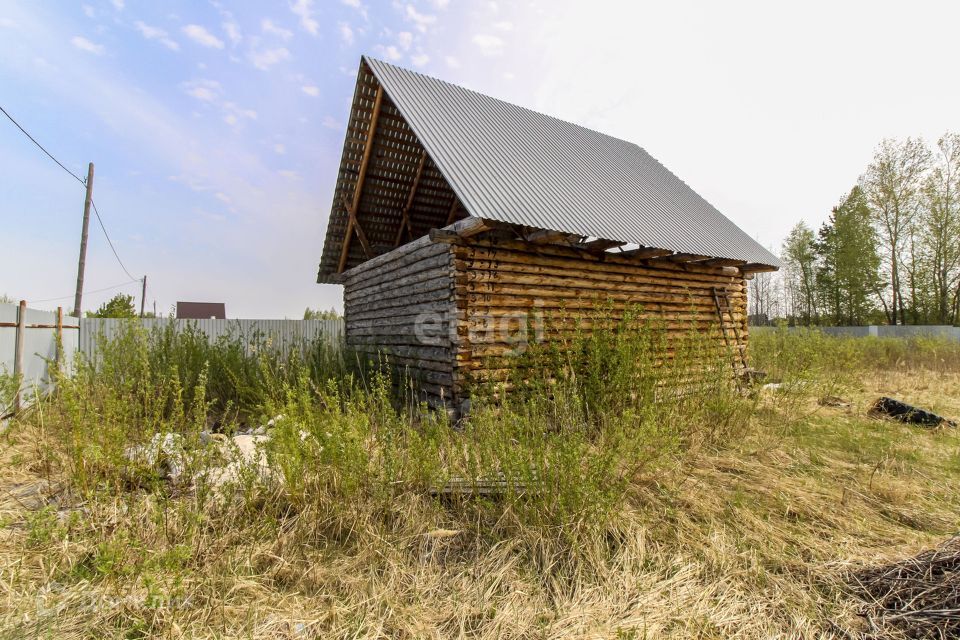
[449,238,749,386]
[343,232,751,407]
[342,235,459,406]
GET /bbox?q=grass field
[1,325,959,639]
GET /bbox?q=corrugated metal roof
[363,56,780,268]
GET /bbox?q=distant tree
[860,138,931,324]
[919,133,960,324]
[815,187,881,325]
[87,293,137,318]
[782,222,819,325]
[0,293,13,305]
[303,307,340,320]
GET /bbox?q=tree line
[750,133,960,327]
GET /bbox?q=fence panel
[1,302,80,413]
[750,325,960,340]
[80,317,344,361]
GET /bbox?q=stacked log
[450,238,748,389]
[342,235,458,405]
[342,233,749,406]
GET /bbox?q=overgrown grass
[1,324,959,638]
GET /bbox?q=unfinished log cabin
[317,56,781,409]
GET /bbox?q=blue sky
[2,1,958,317]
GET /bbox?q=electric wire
[26,279,142,304]
[1,102,144,292]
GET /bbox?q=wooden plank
[394,150,427,246]
[340,194,373,258]
[620,247,675,259]
[430,216,494,243]
[444,198,459,225]
[526,229,575,244]
[741,263,779,273]
[578,238,625,253]
[338,83,384,273]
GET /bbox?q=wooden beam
[741,263,779,273]
[701,257,748,267]
[664,253,711,263]
[579,238,625,253]
[620,247,674,259]
[430,217,492,243]
[338,83,384,273]
[526,229,573,245]
[394,150,427,246]
[341,194,373,258]
[444,198,460,225]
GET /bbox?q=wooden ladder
[712,286,748,382]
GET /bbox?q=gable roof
[317,57,779,282]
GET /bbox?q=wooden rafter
[620,247,674,259]
[664,253,711,263]
[579,238,625,253]
[340,194,372,258]
[701,257,748,267]
[337,82,384,274]
[444,197,460,225]
[526,229,573,245]
[394,150,427,246]
[741,263,779,273]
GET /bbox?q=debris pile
[850,537,960,638]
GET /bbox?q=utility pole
[72,162,94,317]
[140,275,147,318]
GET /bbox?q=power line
[1,102,141,285]
[27,279,142,304]
[0,104,86,186]
[90,198,137,281]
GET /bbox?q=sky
[1,0,958,318]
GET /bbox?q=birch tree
[859,138,931,324]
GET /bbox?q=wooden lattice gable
[317,60,467,283]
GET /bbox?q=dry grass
[1,349,959,638]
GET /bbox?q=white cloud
[222,102,257,126]
[223,21,242,46]
[493,20,513,31]
[397,31,413,50]
[182,79,221,102]
[411,52,429,67]
[81,5,94,18]
[110,0,124,10]
[274,143,286,154]
[378,44,402,61]
[182,24,224,49]
[445,55,460,68]
[278,170,301,180]
[427,0,449,8]
[70,36,104,55]
[341,0,368,19]
[134,21,180,51]
[338,22,354,44]
[290,0,319,36]
[215,192,232,204]
[249,46,291,70]
[405,5,436,32]
[472,33,504,56]
[322,115,340,129]
[503,71,515,80]
[301,85,320,97]
[261,19,293,40]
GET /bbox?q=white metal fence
[1,301,344,416]
[80,317,344,358]
[750,325,960,340]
